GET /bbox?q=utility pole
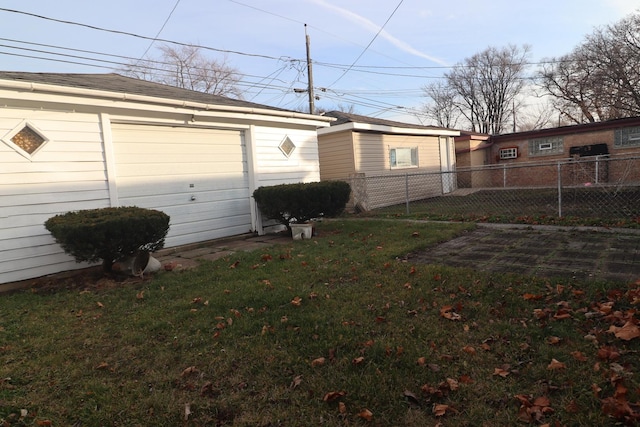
[305,24,315,115]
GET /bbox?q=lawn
[1,219,639,426]
[369,188,640,229]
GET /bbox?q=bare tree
[422,80,460,128]
[425,45,531,134]
[122,44,243,98]
[538,11,640,123]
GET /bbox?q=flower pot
[290,223,313,240]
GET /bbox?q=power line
[0,7,290,62]
[137,0,182,62]
[326,0,404,88]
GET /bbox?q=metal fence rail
[344,156,640,223]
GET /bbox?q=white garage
[111,124,251,247]
[0,72,332,286]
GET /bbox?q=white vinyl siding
[0,110,110,283]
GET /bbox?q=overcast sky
[0,0,637,123]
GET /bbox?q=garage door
[111,123,251,247]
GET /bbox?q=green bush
[253,181,351,228]
[45,207,170,271]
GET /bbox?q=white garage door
[111,123,251,247]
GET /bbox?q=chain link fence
[343,155,640,224]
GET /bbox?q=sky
[0,0,638,124]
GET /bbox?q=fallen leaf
[181,366,200,377]
[352,356,365,366]
[493,367,510,377]
[546,336,562,345]
[547,358,566,370]
[417,356,427,366]
[323,391,346,402]
[291,296,302,306]
[290,375,302,389]
[311,357,325,367]
[609,320,640,341]
[462,345,476,355]
[358,408,373,421]
[184,403,191,421]
[433,404,450,416]
[136,290,145,300]
[97,301,104,308]
[338,402,347,414]
[523,293,543,300]
[95,362,110,370]
[403,390,420,405]
[36,421,52,427]
[571,351,588,362]
[229,260,240,269]
[440,305,461,321]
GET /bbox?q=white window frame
[528,136,564,157]
[390,147,418,169]
[499,147,518,159]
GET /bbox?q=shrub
[253,181,350,228]
[44,207,170,271]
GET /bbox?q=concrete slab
[410,224,640,283]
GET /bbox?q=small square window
[499,147,518,159]
[279,136,296,158]
[390,147,418,169]
[2,121,50,160]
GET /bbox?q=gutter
[0,79,334,126]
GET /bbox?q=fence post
[503,164,507,187]
[557,162,562,218]
[405,173,410,215]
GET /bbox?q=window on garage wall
[390,147,418,169]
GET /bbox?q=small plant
[44,206,170,272]
[253,181,350,228]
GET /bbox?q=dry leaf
[547,358,566,370]
[338,402,347,414]
[291,296,302,306]
[358,408,373,421]
[462,345,476,355]
[323,391,346,402]
[352,356,365,366]
[440,305,461,321]
[546,336,562,345]
[97,301,104,308]
[417,356,427,366]
[136,290,145,300]
[311,357,325,367]
[571,351,588,361]
[433,404,450,416]
[290,375,303,389]
[95,362,110,370]
[184,403,191,421]
[609,320,640,341]
[181,366,200,377]
[493,367,510,377]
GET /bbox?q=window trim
[389,146,418,169]
[499,147,518,160]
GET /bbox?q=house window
[2,121,49,160]
[614,126,640,148]
[528,136,563,157]
[278,136,296,158]
[499,147,518,159]
[390,147,418,169]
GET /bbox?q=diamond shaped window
[279,136,296,158]
[2,121,49,159]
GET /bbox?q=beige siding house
[317,111,459,210]
[0,72,332,286]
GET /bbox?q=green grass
[1,219,640,426]
[368,188,640,229]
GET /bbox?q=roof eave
[318,121,459,136]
